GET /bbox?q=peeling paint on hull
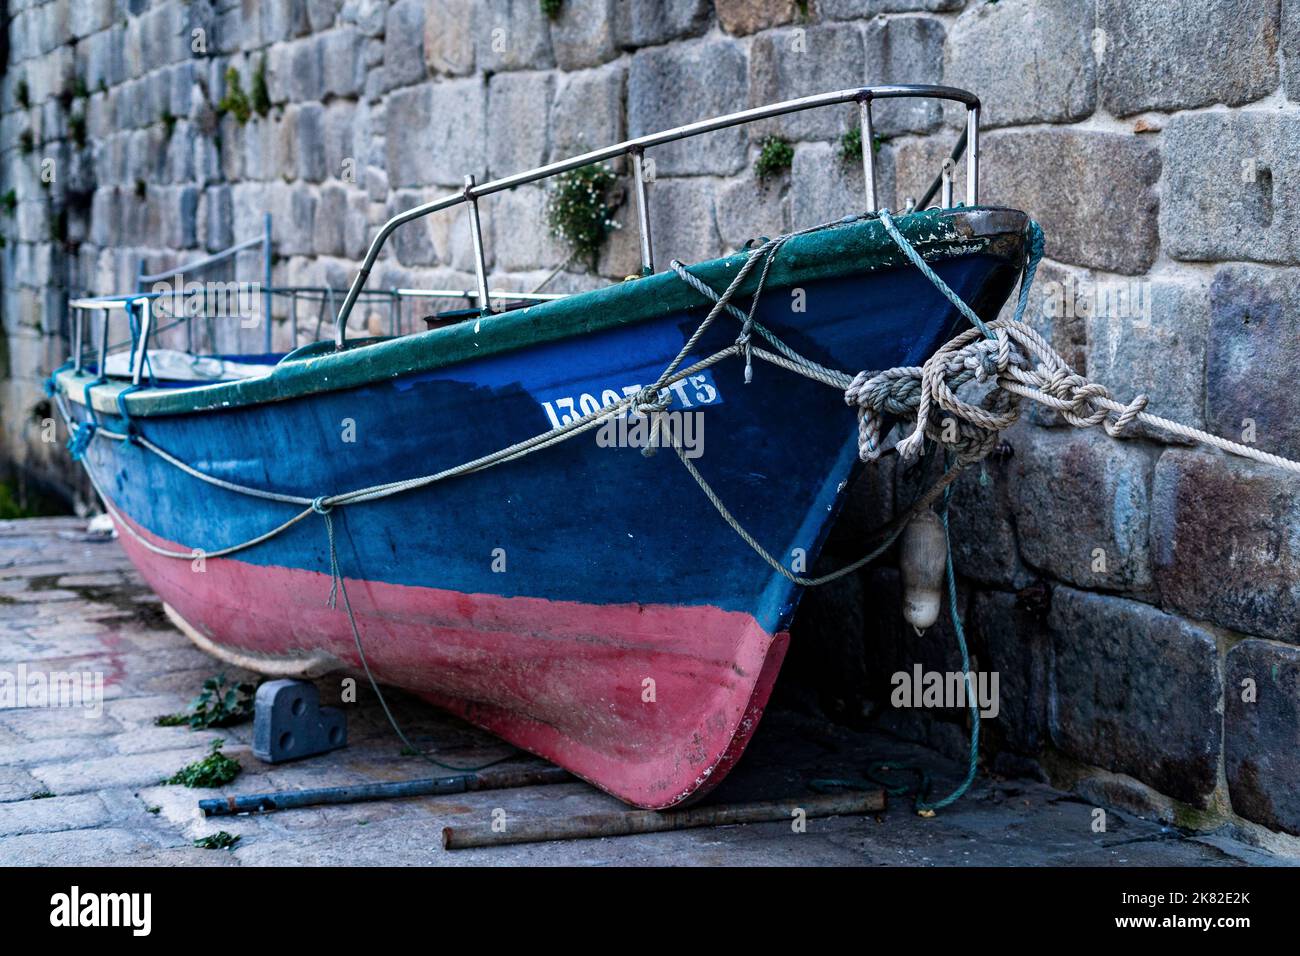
[116,507,789,808]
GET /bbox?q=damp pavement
[0,517,1285,867]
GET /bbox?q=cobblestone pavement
[0,517,1285,867]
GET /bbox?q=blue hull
[58,209,1028,806]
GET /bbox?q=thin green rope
[811,763,932,800]
[914,461,980,812]
[809,460,981,815]
[878,209,994,341]
[871,219,1046,813]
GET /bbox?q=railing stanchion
[72,307,84,373]
[465,174,492,316]
[630,149,654,276]
[859,98,877,213]
[262,212,273,353]
[131,299,152,387]
[965,106,979,207]
[98,308,110,376]
[329,288,342,349]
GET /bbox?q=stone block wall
[2,0,1298,846]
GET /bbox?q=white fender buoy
[900,509,947,635]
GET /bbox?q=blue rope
[878,209,995,340]
[47,361,103,460]
[878,210,1046,344]
[83,365,106,433]
[43,360,74,398]
[810,458,982,815]
[83,380,103,431]
[1011,219,1046,326]
[67,421,96,461]
[114,383,143,442]
[868,216,1044,811]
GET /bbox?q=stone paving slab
[0,517,1290,867]
[0,794,111,837]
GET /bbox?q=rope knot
[633,386,672,416]
[1051,379,1112,428]
[845,368,920,461]
[632,387,673,458]
[736,319,755,383]
[67,422,96,462]
[1104,394,1148,436]
[843,316,1179,468]
[311,496,334,515]
[846,320,1038,466]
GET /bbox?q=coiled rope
[848,212,1300,476]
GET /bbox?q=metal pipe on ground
[441,789,886,850]
[199,765,571,817]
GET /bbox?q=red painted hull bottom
[118,525,789,809]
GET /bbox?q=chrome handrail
[65,85,980,388]
[65,285,578,386]
[136,213,274,353]
[333,84,980,343]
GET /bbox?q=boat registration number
[540,371,722,429]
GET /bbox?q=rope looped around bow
[845,316,1154,467]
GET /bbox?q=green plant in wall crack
[16,79,30,109]
[69,112,87,148]
[546,163,621,270]
[18,130,34,154]
[1,190,17,215]
[754,135,794,181]
[839,126,882,164]
[250,58,271,117]
[217,67,252,125]
[540,0,563,18]
[0,485,42,520]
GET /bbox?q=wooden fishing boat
[52,86,1029,809]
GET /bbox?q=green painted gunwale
[58,206,1026,419]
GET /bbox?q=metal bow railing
[333,84,980,345]
[66,84,980,386]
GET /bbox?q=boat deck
[0,518,1277,867]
